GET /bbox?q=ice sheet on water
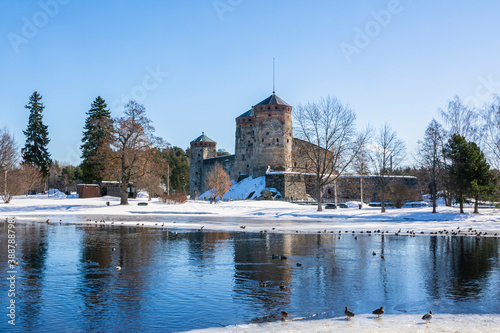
[187,314,500,333]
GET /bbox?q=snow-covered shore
[1,195,500,235]
[187,314,500,333]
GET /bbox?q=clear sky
[1,0,500,165]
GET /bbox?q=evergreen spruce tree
[22,91,51,177]
[80,96,113,183]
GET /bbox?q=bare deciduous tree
[294,96,368,211]
[439,95,478,141]
[371,123,406,212]
[204,163,231,203]
[18,164,43,195]
[480,96,500,169]
[113,100,159,205]
[135,148,170,201]
[416,119,446,213]
[352,128,373,206]
[0,128,19,203]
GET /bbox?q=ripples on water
[1,220,499,332]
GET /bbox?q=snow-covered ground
[187,314,500,333]
[1,193,500,236]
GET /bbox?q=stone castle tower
[251,94,293,176]
[189,132,216,198]
[190,93,294,198]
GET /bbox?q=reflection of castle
[189,93,315,199]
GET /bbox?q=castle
[190,93,316,199]
[189,92,418,201]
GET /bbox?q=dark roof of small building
[237,109,254,118]
[191,132,215,143]
[255,93,290,106]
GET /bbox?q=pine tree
[444,134,493,213]
[22,91,51,177]
[80,96,113,183]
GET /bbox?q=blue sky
[1,0,500,165]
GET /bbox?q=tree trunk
[459,192,464,213]
[360,177,363,207]
[334,179,338,207]
[381,185,386,213]
[473,194,479,214]
[317,180,322,211]
[120,186,128,205]
[120,159,129,205]
[431,181,437,214]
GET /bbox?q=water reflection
[0,221,499,332]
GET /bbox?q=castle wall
[265,173,312,200]
[202,155,236,186]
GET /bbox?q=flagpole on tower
[273,58,275,94]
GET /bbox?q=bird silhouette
[344,307,355,320]
[422,310,433,323]
[372,306,384,317]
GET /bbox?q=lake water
[1,219,499,332]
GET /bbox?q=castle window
[294,162,297,167]
[198,154,201,157]
[287,139,289,143]
[242,154,245,161]
[195,172,198,175]
[262,138,264,142]
[275,106,278,110]
[276,138,279,142]
[195,182,197,185]
[250,124,252,127]
[268,106,271,110]
[247,164,249,168]
[268,114,271,117]
[266,132,269,136]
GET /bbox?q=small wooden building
[76,184,101,198]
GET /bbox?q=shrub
[160,192,187,204]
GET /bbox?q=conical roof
[191,132,215,143]
[255,93,290,106]
[236,109,254,118]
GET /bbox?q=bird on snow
[372,306,384,317]
[344,307,355,320]
[279,282,286,290]
[259,280,267,287]
[281,311,289,321]
[422,310,433,323]
[115,266,122,271]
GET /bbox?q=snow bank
[199,176,282,200]
[187,314,500,333]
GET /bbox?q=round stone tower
[252,93,293,176]
[234,108,255,179]
[189,132,217,198]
